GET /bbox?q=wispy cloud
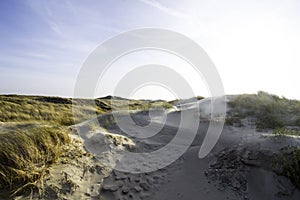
[1,0,299,99]
[137,0,210,35]
[26,0,66,38]
[138,0,191,19]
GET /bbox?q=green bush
[256,113,284,129]
[225,116,242,127]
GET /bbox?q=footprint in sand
[101,169,167,200]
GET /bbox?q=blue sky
[0,0,299,100]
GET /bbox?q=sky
[0,0,299,100]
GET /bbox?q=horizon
[1,90,299,102]
[0,0,299,100]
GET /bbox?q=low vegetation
[273,128,300,137]
[0,124,70,194]
[0,95,174,126]
[0,95,110,126]
[274,146,300,189]
[227,91,300,129]
[228,92,300,189]
[0,95,174,195]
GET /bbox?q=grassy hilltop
[226,91,300,129]
[0,95,174,126]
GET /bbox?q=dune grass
[282,147,300,189]
[0,124,70,194]
[0,95,110,126]
[0,95,174,126]
[274,146,300,189]
[228,92,300,188]
[273,128,300,137]
[227,91,300,129]
[0,95,174,196]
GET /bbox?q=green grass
[0,124,70,193]
[227,91,300,129]
[273,128,300,137]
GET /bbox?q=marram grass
[0,95,174,196]
[0,124,70,194]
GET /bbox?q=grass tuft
[273,128,300,137]
[0,124,70,194]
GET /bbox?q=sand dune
[16,97,300,199]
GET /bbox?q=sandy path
[152,147,238,200]
[97,99,300,200]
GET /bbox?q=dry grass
[0,95,174,126]
[0,123,70,195]
[0,95,108,126]
[0,95,174,197]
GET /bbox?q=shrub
[274,147,300,189]
[256,113,284,129]
[225,116,242,127]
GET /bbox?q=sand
[14,97,300,200]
